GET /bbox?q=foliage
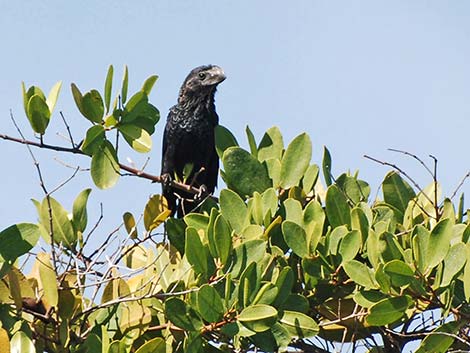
[1,66,470,353]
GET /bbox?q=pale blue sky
[1,1,469,235]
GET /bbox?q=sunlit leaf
[222,147,271,197]
[81,125,106,155]
[40,197,76,249]
[325,185,351,228]
[91,141,120,189]
[238,304,277,332]
[82,90,104,123]
[219,189,248,234]
[280,133,312,189]
[38,252,58,307]
[27,94,51,134]
[279,310,319,338]
[121,65,129,104]
[366,296,412,326]
[343,260,378,289]
[282,221,308,258]
[143,195,171,232]
[258,126,284,162]
[104,65,113,113]
[141,75,158,95]
[46,81,62,113]
[72,188,91,234]
[119,124,152,153]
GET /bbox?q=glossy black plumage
[161,65,225,216]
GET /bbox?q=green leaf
[197,284,224,323]
[121,65,129,104]
[143,195,171,232]
[339,230,361,262]
[325,185,351,228]
[165,297,202,331]
[336,174,370,205]
[427,218,452,270]
[104,65,113,113]
[415,321,463,353]
[245,125,258,157]
[81,125,106,155]
[134,337,165,353]
[351,206,369,244]
[219,189,247,234]
[72,188,91,234]
[353,290,387,308]
[0,223,40,275]
[464,243,470,301]
[40,197,76,249]
[123,212,137,239]
[22,83,45,116]
[118,124,152,153]
[303,200,325,253]
[302,164,319,194]
[382,171,415,221]
[343,260,378,289]
[82,89,104,123]
[264,158,281,188]
[71,83,85,116]
[215,125,239,158]
[273,267,294,307]
[141,75,158,95]
[27,94,51,134]
[366,296,413,326]
[214,215,232,265]
[258,126,284,162]
[383,260,414,288]
[185,227,209,275]
[38,252,58,307]
[91,141,120,189]
[252,283,278,305]
[441,242,466,287]
[46,81,62,113]
[279,310,319,338]
[412,225,430,273]
[10,331,35,353]
[280,133,312,189]
[238,304,278,332]
[222,147,271,197]
[282,221,309,258]
[322,146,332,187]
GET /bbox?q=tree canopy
[0,66,469,353]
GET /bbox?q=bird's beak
[208,66,226,85]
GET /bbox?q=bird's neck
[178,88,216,113]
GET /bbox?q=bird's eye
[198,72,206,80]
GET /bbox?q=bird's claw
[161,173,173,191]
[195,184,209,200]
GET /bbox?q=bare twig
[450,171,470,200]
[364,154,435,218]
[59,111,76,147]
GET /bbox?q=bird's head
[178,65,226,103]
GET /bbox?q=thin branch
[0,131,218,202]
[59,111,76,147]
[388,148,434,178]
[364,154,435,218]
[450,171,470,200]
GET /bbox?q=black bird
[161,65,226,216]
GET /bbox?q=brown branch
[0,131,218,202]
